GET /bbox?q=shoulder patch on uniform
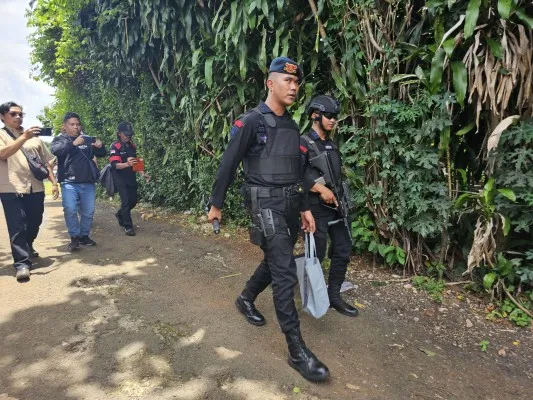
[230,126,240,138]
[299,145,308,153]
[230,119,245,138]
[110,149,116,154]
[115,142,122,150]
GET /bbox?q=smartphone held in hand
[82,135,97,144]
[39,127,53,136]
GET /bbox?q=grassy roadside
[44,181,54,197]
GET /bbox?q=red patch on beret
[284,63,298,74]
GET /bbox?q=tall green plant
[27,0,533,290]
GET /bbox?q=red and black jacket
[109,140,137,186]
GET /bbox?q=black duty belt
[246,184,302,199]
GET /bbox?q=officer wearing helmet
[208,57,329,382]
[300,95,359,317]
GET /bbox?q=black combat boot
[285,328,329,382]
[235,295,266,326]
[328,281,359,317]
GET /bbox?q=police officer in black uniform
[109,121,148,236]
[208,57,330,382]
[301,95,359,317]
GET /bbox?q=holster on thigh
[249,208,289,246]
[247,186,293,247]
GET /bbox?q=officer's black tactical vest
[302,133,343,186]
[243,107,301,186]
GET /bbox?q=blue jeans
[61,182,96,238]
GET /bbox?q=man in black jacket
[51,112,106,252]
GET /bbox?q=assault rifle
[308,152,353,239]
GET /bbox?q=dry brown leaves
[465,217,496,276]
[486,114,521,153]
[464,21,533,130]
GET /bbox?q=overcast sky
[0,0,55,129]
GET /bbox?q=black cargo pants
[241,193,301,333]
[116,182,138,229]
[311,205,351,286]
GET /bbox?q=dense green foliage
[28,0,532,319]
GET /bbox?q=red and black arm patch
[299,145,308,154]
[230,119,244,139]
[109,143,122,163]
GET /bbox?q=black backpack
[99,164,117,196]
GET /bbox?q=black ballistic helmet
[306,95,340,116]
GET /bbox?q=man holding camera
[51,112,106,252]
[109,121,148,236]
[0,101,58,281]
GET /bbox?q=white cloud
[0,0,55,128]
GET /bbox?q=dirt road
[1,198,531,400]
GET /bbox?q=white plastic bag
[295,233,330,318]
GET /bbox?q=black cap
[306,95,340,115]
[117,121,134,136]
[268,57,303,81]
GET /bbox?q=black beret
[268,57,303,81]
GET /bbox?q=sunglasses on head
[8,111,25,118]
[322,112,338,120]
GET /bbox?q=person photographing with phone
[109,121,149,236]
[0,101,58,281]
[51,112,106,252]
